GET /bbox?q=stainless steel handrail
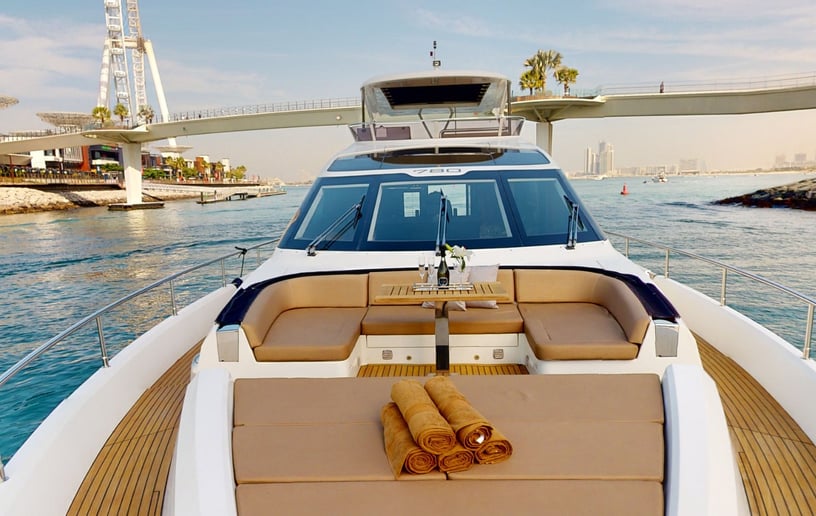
[607,231,815,360]
[0,238,277,390]
[0,238,278,482]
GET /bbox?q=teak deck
[696,337,816,515]
[67,344,201,516]
[70,339,816,515]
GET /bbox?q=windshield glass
[368,180,512,243]
[294,184,368,241]
[278,170,603,251]
[507,178,588,239]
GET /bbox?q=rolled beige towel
[424,375,493,450]
[381,402,437,478]
[475,428,513,464]
[391,379,456,454]
[437,442,475,473]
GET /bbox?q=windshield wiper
[563,195,582,250]
[306,196,365,256]
[434,192,449,256]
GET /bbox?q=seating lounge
[237,267,655,363]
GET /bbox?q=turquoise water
[1,172,815,461]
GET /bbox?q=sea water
[1,172,815,460]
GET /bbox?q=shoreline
[0,186,200,215]
[715,177,816,210]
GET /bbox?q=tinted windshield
[278,170,603,251]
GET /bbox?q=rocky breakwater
[0,186,199,215]
[715,177,816,211]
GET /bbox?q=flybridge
[351,70,522,143]
[360,71,513,120]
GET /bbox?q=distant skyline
[1,1,815,180]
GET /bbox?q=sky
[0,0,815,180]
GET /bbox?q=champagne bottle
[437,251,450,287]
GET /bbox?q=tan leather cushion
[253,307,367,361]
[514,269,650,344]
[233,374,664,427]
[242,274,368,349]
[361,305,435,335]
[451,374,664,423]
[368,270,424,306]
[448,419,663,481]
[234,377,397,426]
[519,303,639,360]
[233,422,445,483]
[448,303,524,334]
[236,480,664,516]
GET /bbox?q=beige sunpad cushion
[362,305,435,335]
[254,306,367,361]
[447,374,664,423]
[234,377,401,426]
[233,422,445,483]
[236,479,664,516]
[519,302,639,360]
[448,303,523,334]
[233,374,664,427]
[448,419,663,481]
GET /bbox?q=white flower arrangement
[445,243,473,272]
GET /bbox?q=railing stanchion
[221,258,227,287]
[804,304,814,359]
[624,237,629,257]
[169,279,178,316]
[96,316,109,368]
[0,458,6,482]
[606,230,816,360]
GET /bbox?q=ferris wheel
[98,0,171,128]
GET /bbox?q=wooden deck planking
[697,337,816,516]
[67,343,200,516]
[66,333,816,515]
[357,363,528,377]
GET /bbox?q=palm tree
[523,49,563,94]
[169,156,187,180]
[554,67,579,96]
[113,103,129,125]
[138,105,155,124]
[91,105,110,126]
[519,69,539,95]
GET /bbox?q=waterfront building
[598,141,615,176]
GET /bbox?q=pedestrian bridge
[2,73,815,206]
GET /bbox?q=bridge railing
[597,70,816,96]
[154,96,361,124]
[2,71,814,138]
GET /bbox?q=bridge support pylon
[108,142,164,211]
[535,121,553,155]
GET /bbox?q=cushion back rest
[514,269,650,344]
[242,274,369,348]
[495,269,515,303]
[368,270,424,305]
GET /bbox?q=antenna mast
[430,41,441,69]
